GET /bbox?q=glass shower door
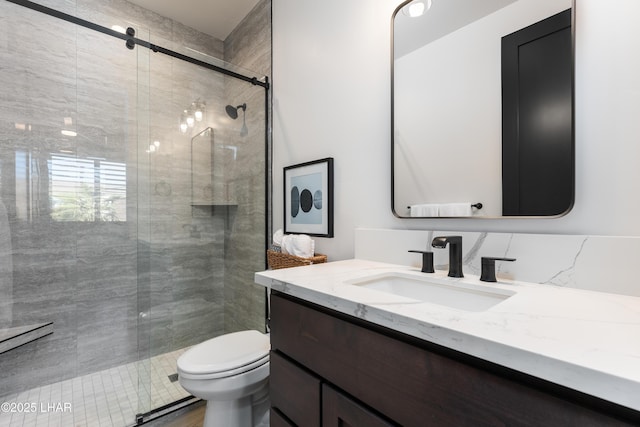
[134,23,155,421]
[136,43,269,420]
[0,2,267,425]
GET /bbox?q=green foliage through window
[49,155,126,222]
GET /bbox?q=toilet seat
[178,330,270,380]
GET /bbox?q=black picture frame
[283,158,334,238]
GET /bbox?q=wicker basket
[267,249,327,270]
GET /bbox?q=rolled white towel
[410,204,439,217]
[273,229,284,246]
[281,234,315,258]
[439,203,472,217]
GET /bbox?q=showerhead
[226,103,249,136]
[225,103,246,120]
[225,105,238,119]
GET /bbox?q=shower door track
[4,0,270,89]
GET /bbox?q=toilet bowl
[177,330,270,427]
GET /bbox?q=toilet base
[252,381,270,427]
[203,396,251,427]
[202,382,270,427]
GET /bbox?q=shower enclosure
[0,0,270,425]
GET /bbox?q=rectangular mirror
[392,0,574,218]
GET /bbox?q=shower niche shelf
[191,203,238,218]
[0,322,53,354]
[190,203,238,207]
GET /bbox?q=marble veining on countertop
[255,259,640,413]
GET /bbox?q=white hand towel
[410,204,440,217]
[281,234,315,258]
[439,203,472,217]
[273,229,284,246]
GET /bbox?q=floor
[0,348,191,427]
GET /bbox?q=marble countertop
[255,259,640,413]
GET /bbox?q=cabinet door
[322,384,397,427]
[270,408,295,427]
[270,351,321,427]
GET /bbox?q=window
[49,155,127,222]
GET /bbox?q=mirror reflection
[392,0,574,218]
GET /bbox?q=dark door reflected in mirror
[392,0,574,218]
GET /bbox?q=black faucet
[408,250,434,273]
[431,236,463,278]
[480,257,516,282]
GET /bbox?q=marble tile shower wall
[223,0,272,334]
[0,0,270,399]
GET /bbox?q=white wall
[272,0,640,261]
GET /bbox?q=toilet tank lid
[178,330,270,374]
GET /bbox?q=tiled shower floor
[0,348,192,427]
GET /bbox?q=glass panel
[143,44,267,411]
[136,24,153,419]
[0,2,153,425]
[0,1,81,417]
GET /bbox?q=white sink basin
[346,272,515,311]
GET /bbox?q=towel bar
[407,203,483,210]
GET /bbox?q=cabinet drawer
[322,384,397,427]
[271,293,635,427]
[270,350,321,427]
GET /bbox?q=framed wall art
[283,157,334,237]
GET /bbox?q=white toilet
[177,330,270,427]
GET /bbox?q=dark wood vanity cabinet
[269,292,638,427]
[270,350,394,427]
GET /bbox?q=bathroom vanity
[255,260,640,426]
